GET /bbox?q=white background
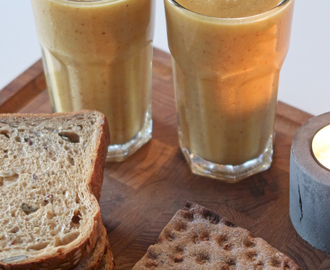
[1,1,329,116]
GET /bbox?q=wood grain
[1,48,327,270]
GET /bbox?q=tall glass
[31,0,155,161]
[164,0,294,182]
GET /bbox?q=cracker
[133,202,300,269]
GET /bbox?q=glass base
[106,110,152,162]
[180,136,273,183]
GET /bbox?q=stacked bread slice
[0,111,114,270]
[133,202,300,269]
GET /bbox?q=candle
[312,124,330,170]
[290,112,330,253]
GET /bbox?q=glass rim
[50,0,123,5]
[166,0,292,21]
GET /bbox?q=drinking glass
[31,0,155,161]
[164,0,294,182]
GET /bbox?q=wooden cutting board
[1,48,329,269]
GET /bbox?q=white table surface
[1,0,329,116]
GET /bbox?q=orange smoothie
[165,0,294,172]
[31,0,155,146]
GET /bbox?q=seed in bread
[133,202,300,270]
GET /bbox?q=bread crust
[0,111,110,270]
[96,241,115,270]
[75,223,111,270]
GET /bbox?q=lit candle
[312,124,330,170]
[290,112,330,253]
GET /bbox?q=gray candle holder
[290,112,330,253]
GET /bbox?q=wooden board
[1,48,329,269]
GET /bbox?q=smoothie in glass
[31,0,155,161]
[164,0,294,181]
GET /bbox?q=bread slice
[0,111,110,270]
[98,242,116,270]
[75,224,115,270]
[133,202,300,270]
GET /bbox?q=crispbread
[133,202,300,270]
[0,111,110,270]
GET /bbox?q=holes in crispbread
[182,210,194,221]
[284,263,292,269]
[202,209,220,224]
[217,234,234,251]
[174,220,187,232]
[223,220,237,228]
[175,244,185,253]
[256,260,265,267]
[218,234,229,246]
[226,258,237,266]
[193,230,210,243]
[173,244,185,263]
[164,229,176,241]
[246,251,258,259]
[195,252,210,264]
[223,243,233,251]
[15,136,21,142]
[270,257,281,267]
[174,254,183,263]
[244,238,256,248]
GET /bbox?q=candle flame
[312,124,330,170]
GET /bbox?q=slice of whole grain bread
[133,202,301,270]
[75,223,115,270]
[97,238,116,270]
[0,111,110,270]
